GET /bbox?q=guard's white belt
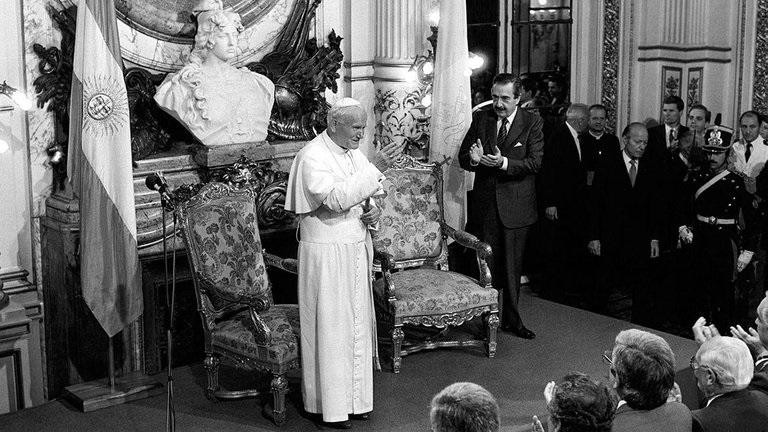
[696,215,736,225]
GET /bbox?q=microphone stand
[160,189,177,432]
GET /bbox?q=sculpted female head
[190,9,244,64]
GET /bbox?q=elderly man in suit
[690,336,768,431]
[540,103,595,303]
[609,329,692,432]
[459,73,544,339]
[588,123,664,321]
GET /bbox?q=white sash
[695,170,730,200]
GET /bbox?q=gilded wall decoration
[687,67,703,108]
[601,0,620,133]
[754,0,768,114]
[374,87,429,159]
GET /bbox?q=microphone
[146,171,174,205]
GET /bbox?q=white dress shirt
[497,108,518,171]
[731,135,768,178]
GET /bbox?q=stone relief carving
[754,0,768,115]
[601,0,620,134]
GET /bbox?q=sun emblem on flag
[81,75,129,137]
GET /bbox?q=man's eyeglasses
[602,350,613,366]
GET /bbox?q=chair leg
[392,325,404,373]
[487,313,499,358]
[203,353,221,400]
[270,372,289,426]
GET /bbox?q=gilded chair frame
[176,182,300,425]
[373,155,498,373]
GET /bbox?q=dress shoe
[500,325,536,339]
[350,412,371,421]
[514,326,536,339]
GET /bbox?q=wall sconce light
[0,81,34,111]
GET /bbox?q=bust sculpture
[154,2,275,146]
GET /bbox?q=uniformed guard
[678,125,760,330]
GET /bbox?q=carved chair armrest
[248,307,272,345]
[439,222,493,288]
[373,249,396,302]
[263,251,298,275]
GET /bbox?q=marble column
[372,0,433,156]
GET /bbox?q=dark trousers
[591,244,651,323]
[478,214,531,331]
[693,225,738,330]
[541,219,590,304]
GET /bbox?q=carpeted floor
[1,289,700,431]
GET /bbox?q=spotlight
[0,81,34,111]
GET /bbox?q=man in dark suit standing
[582,104,621,162]
[647,95,690,162]
[459,73,544,339]
[588,123,664,321]
[540,104,595,303]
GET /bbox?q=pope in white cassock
[285,98,399,427]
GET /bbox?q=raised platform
[4,290,701,431]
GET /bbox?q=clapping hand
[480,145,503,168]
[532,415,545,432]
[692,317,721,345]
[730,324,768,358]
[469,139,484,165]
[373,140,401,172]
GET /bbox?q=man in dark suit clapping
[459,73,544,339]
[588,123,664,322]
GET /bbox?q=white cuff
[500,156,508,171]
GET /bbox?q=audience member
[533,372,615,432]
[694,293,768,375]
[679,126,759,330]
[588,123,664,321]
[683,104,710,171]
[430,382,500,432]
[541,104,595,303]
[690,336,768,432]
[646,95,689,163]
[608,329,692,432]
[582,104,621,162]
[459,73,544,339]
[760,113,768,141]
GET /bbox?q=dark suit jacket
[582,132,621,163]
[588,151,665,263]
[611,402,692,432]
[541,122,596,237]
[647,124,691,250]
[459,108,544,230]
[647,124,690,162]
[691,388,768,432]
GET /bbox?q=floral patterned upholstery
[186,197,271,310]
[372,168,443,262]
[177,183,301,425]
[371,156,499,373]
[212,305,300,365]
[374,269,496,317]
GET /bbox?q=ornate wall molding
[601,0,621,133]
[754,0,768,114]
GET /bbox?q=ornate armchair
[372,155,499,373]
[176,182,300,425]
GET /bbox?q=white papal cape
[285,131,384,422]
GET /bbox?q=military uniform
[680,126,760,329]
